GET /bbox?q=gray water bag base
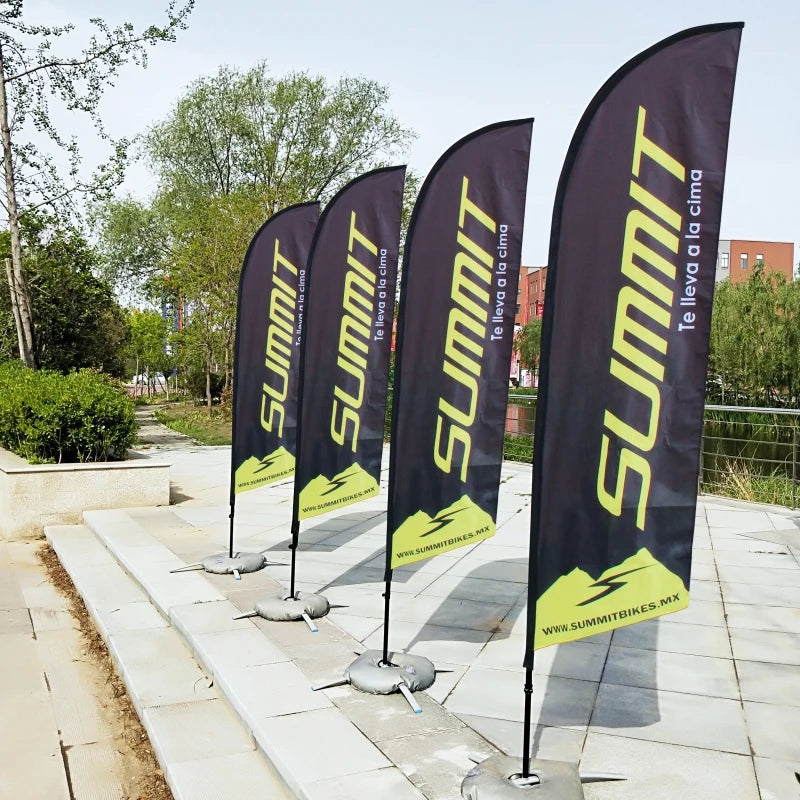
[255,591,330,621]
[345,650,436,694]
[201,552,266,574]
[462,755,584,800]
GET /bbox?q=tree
[97,64,415,407]
[514,318,543,375]
[125,308,174,398]
[0,219,126,375]
[708,267,800,406]
[145,64,415,213]
[0,1,194,367]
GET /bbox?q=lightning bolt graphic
[577,565,651,606]
[253,455,279,474]
[420,504,469,537]
[321,467,360,496]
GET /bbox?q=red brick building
[716,240,795,284]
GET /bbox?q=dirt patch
[39,544,174,800]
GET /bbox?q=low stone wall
[0,448,170,539]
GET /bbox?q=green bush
[0,362,137,462]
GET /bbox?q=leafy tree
[0,1,194,367]
[97,64,415,407]
[0,220,126,375]
[708,266,800,406]
[125,308,174,398]
[145,63,415,212]
[92,197,173,302]
[514,318,543,372]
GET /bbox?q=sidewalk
[131,429,800,799]
[4,411,800,799]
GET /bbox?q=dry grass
[39,545,174,800]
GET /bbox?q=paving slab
[107,627,217,712]
[167,749,292,800]
[142,698,255,763]
[304,767,426,800]
[743,702,800,761]
[729,627,800,665]
[590,684,749,754]
[753,756,800,800]
[736,659,800,706]
[445,668,598,729]
[602,646,740,699]
[580,733,759,800]
[65,741,125,800]
[254,707,390,789]
[610,618,733,659]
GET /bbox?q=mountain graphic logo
[421,504,469,537]
[321,466,360,496]
[577,564,651,606]
[254,455,279,474]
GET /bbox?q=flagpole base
[461,755,625,799]
[171,552,267,578]
[235,591,330,628]
[341,650,435,712]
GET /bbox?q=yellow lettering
[597,434,651,530]
[612,286,670,381]
[620,209,678,307]
[603,358,661,452]
[444,308,485,377]
[273,239,299,278]
[348,211,379,256]
[438,359,478,428]
[632,106,686,182]
[330,398,359,452]
[452,251,491,323]
[458,176,497,233]
[260,393,285,437]
[433,414,471,483]
[629,180,682,232]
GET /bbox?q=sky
[24,0,800,267]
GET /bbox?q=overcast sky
[25,0,800,266]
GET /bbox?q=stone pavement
[5,412,800,799]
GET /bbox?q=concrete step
[77,507,494,799]
[45,524,292,800]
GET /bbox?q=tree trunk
[0,46,36,368]
[205,349,212,414]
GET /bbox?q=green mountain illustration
[234,447,294,494]
[298,462,378,520]
[535,547,687,648]
[390,495,495,568]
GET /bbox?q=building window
[515,304,520,314]
[756,253,763,262]
[740,253,748,270]
[720,252,729,270]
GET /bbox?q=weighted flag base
[232,591,330,630]
[344,650,436,712]
[461,755,625,799]
[170,552,269,578]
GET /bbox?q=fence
[502,396,800,509]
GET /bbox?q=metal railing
[503,397,800,509]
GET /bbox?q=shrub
[0,362,137,462]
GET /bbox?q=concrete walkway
[130,432,800,798]
[5,412,800,799]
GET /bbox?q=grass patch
[503,432,533,463]
[154,402,232,446]
[702,459,797,507]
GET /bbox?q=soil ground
[38,543,173,800]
